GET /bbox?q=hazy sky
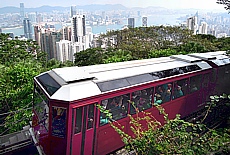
[1,0,226,11]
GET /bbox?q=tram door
[71,104,96,155]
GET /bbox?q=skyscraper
[142,16,147,27]
[34,25,40,45]
[71,14,86,42]
[137,11,141,17]
[20,3,25,19]
[56,40,73,62]
[70,5,77,18]
[0,28,2,33]
[62,26,72,41]
[128,18,135,28]
[199,22,208,34]
[40,29,62,60]
[187,16,198,34]
[23,18,32,39]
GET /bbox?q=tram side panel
[70,103,97,155]
[95,93,130,155]
[215,65,230,95]
[49,102,68,155]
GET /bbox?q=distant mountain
[0,4,128,14]
[0,6,20,14]
[78,4,127,11]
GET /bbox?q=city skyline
[1,0,226,11]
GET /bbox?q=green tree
[0,60,43,133]
[217,0,230,13]
[74,47,104,66]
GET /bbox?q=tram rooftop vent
[52,67,95,83]
[170,55,201,63]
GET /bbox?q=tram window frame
[189,75,202,93]
[87,104,95,130]
[173,79,188,100]
[75,107,83,134]
[100,94,130,126]
[154,83,172,105]
[130,87,153,115]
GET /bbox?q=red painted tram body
[31,51,230,155]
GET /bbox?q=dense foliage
[217,0,230,13]
[1,24,230,135]
[0,34,73,134]
[74,26,230,66]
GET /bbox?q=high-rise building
[199,22,208,34]
[128,18,135,28]
[62,26,72,41]
[137,11,141,17]
[56,40,73,62]
[28,12,37,23]
[71,14,86,42]
[142,16,147,27]
[23,18,32,39]
[187,16,198,34]
[70,5,77,18]
[20,3,25,19]
[0,28,2,33]
[102,11,106,20]
[39,28,62,60]
[34,25,40,45]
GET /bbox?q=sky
[0,0,226,11]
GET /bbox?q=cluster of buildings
[1,3,230,62]
[184,11,230,38]
[185,12,210,35]
[18,4,149,63]
[34,7,94,62]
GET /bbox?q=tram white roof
[35,53,221,102]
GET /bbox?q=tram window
[97,79,130,92]
[100,94,130,126]
[210,69,217,82]
[202,73,210,88]
[51,107,67,138]
[75,107,83,134]
[173,79,188,100]
[34,86,49,131]
[87,104,94,129]
[36,73,61,96]
[154,83,172,104]
[126,74,156,85]
[130,88,153,114]
[190,75,202,93]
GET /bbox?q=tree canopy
[217,0,230,13]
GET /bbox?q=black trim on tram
[96,65,201,92]
[81,107,88,155]
[92,105,98,155]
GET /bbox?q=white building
[187,16,198,34]
[142,16,147,27]
[28,12,37,23]
[71,14,86,43]
[199,22,208,34]
[56,40,73,62]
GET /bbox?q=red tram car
[30,51,230,155]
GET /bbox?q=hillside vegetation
[0,26,229,135]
